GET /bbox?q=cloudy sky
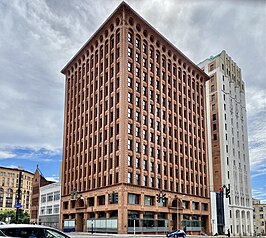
[0,0,265,202]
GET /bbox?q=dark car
[0,224,71,238]
[166,229,186,238]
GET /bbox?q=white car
[0,224,71,238]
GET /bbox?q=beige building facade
[61,2,211,234]
[0,166,33,214]
[253,199,266,236]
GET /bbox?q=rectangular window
[143,72,147,82]
[128,92,132,103]
[136,174,140,185]
[46,206,53,214]
[210,63,215,71]
[143,44,147,54]
[128,77,132,87]
[41,206,45,215]
[136,38,140,49]
[128,124,132,134]
[136,158,140,168]
[135,127,140,137]
[128,193,140,204]
[136,53,140,63]
[53,205,60,214]
[128,32,133,43]
[128,48,133,57]
[128,172,132,183]
[143,176,147,186]
[54,192,60,201]
[128,62,133,72]
[41,195,46,203]
[128,108,132,118]
[47,193,53,202]
[128,140,132,150]
[144,196,153,206]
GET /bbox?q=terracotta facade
[61,2,211,234]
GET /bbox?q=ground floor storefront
[60,185,211,234]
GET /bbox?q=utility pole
[15,171,22,223]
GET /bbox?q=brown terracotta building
[30,166,54,224]
[60,2,210,234]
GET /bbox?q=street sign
[14,203,22,209]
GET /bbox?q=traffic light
[226,187,230,198]
[156,193,161,203]
[114,193,118,204]
[162,193,166,203]
[109,193,113,203]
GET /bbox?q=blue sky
[0,0,265,203]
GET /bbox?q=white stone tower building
[198,50,253,236]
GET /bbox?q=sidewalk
[69,232,261,237]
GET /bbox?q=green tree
[0,210,16,223]
[0,209,30,224]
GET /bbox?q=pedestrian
[227,229,230,237]
[183,226,187,234]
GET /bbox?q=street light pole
[176,198,179,230]
[15,171,22,224]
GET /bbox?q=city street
[68,233,259,238]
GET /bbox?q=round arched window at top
[129,17,134,26]
[173,55,177,61]
[105,30,108,37]
[136,24,141,32]
[143,30,148,37]
[168,50,172,57]
[162,45,166,52]
[150,35,154,42]
[188,66,191,73]
[110,24,114,31]
[100,35,103,43]
[156,40,160,48]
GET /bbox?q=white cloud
[0,151,16,160]
[0,0,265,200]
[252,187,266,203]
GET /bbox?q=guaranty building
[60,2,211,234]
[199,51,253,236]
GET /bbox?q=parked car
[166,229,186,238]
[0,224,71,237]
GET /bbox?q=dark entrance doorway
[76,213,84,232]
